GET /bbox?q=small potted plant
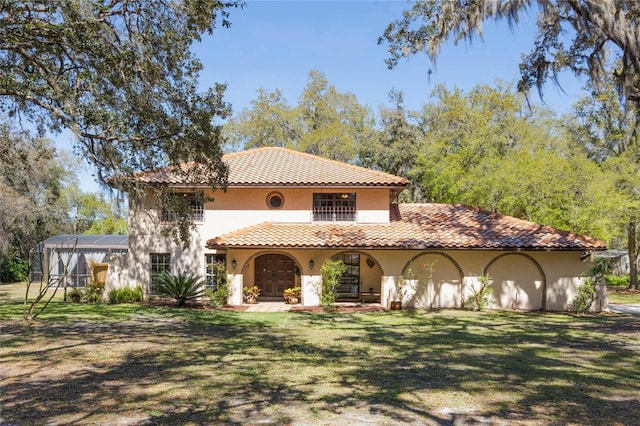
[390,279,405,310]
[69,287,83,303]
[243,286,260,304]
[283,286,301,304]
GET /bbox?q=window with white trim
[205,254,227,291]
[149,253,171,295]
[161,193,204,222]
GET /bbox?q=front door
[254,254,296,297]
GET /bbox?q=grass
[607,285,640,305]
[2,282,640,425]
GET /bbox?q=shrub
[465,274,492,311]
[0,255,28,283]
[83,281,105,303]
[572,277,598,314]
[320,259,346,309]
[68,287,83,303]
[108,285,144,304]
[606,274,630,287]
[205,262,230,307]
[572,259,609,314]
[157,272,205,307]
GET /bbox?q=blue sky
[65,0,588,193]
[195,1,586,114]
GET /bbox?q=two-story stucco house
[107,147,608,311]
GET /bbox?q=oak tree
[1,1,242,243]
[380,0,640,107]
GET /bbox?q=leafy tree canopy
[380,0,640,107]
[0,122,71,258]
[1,0,242,198]
[225,70,377,163]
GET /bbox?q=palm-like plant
[157,272,205,307]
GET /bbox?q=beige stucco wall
[198,187,392,240]
[118,188,604,312]
[223,248,602,311]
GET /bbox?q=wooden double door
[254,254,296,297]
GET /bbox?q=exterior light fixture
[309,259,314,270]
[231,259,237,270]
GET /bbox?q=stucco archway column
[381,276,399,309]
[228,273,243,305]
[301,275,321,306]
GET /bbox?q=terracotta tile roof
[206,203,607,251]
[135,147,408,187]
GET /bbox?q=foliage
[0,123,73,259]
[1,0,243,246]
[68,287,83,303]
[224,70,377,162]
[465,274,493,312]
[108,285,144,304]
[320,259,346,308]
[565,77,640,289]
[380,0,640,109]
[242,286,260,303]
[572,259,610,314]
[359,89,423,201]
[283,286,301,304]
[83,281,105,304]
[411,83,608,237]
[0,254,28,283]
[606,274,630,287]
[204,286,229,308]
[157,272,205,307]
[205,262,230,307]
[64,187,128,235]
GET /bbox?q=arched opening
[330,251,383,302]
[401,252,464,309]
[253,253,299,299]
[484,253,546,310]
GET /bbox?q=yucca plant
[157,272,205,307]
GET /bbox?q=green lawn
[1,284,639,425]
[607,285,640,304]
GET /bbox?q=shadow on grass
[1,307,639,424]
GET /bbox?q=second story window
[161,193,204,222]
[313,193,356,222]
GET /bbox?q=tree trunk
[629,220,638,290]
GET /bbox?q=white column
[301,275,321,306]
[228,273,244,305]
[381,275,399,309]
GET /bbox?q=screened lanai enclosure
[30,235,128,288]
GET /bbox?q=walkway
[244,302,293,312]
[609,304,640,316]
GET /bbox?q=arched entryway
[254,253,298,299]
[331,251,383,302]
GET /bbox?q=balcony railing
[312,206,357,222]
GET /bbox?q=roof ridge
[224,146,408,183]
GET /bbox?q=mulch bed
[290,304,385,313]
[142,298,384,313]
